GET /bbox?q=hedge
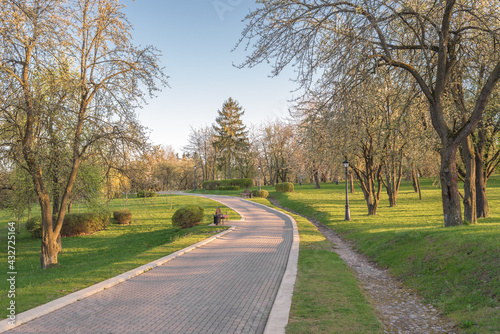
[218,186,240,191]
[276,182,294,192]
[202,178,253,190]
[172,205,204,228]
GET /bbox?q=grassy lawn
[269,177,500,333]
[251,197,383,333]
[0,194,238,313]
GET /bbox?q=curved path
[3,195,297,334]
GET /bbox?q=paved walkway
[4,195,296,334]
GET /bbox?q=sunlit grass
[0,195,237,313]
[251,198,383,334]
[273,177,500,334]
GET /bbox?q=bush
[113,209,132,225]
[26,211,110,238]
[26,216,42,238]
[60,211,110,237]
[276,182,294,192]
[218,186,240,191]
[252,189,269,198]
[172,205,204,228]
[137,190,156,198]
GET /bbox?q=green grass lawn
[0,194,238,313]
[269,177,500,334]
[251,197,383,333]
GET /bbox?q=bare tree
[185,125,218,182]
[0,0,167,268]
[238,0,500,227]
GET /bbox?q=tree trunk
[386,184,396,207]
[412,165,419,193]
[412,166,422,199]
[475,153,489,218]
[416,175,422,200]
[349,171,354,193]
[461,135,477,224]
[440,143,463,227]
[313,169,320,189]
[353,165,381,216]
[368,202,378,215]
[41,234,60,269]
[475,129,490,218]
[39,193,60,268]
[384,171,397,207]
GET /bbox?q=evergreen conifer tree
[212,98,249,179]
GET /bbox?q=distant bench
[240,188,253,198]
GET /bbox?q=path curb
[248,200,299,334]
[0,226,236,333]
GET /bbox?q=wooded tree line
[232,0,500,227]
[186,94,442,211]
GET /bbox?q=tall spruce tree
[212,98,249,179]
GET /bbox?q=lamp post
[258,165,261,191]
[343,160,351,221]
[193,166,197,191]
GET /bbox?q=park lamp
[258,165,261,191]
[343,160,351,221]
[193,165,197,191]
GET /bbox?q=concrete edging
[0,226,236,333]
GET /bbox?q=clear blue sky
[122,0,299,153]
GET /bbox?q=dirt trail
[269,199,457,334]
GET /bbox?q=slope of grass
[272,177,500,333]
[0,195,237,313]
[250,198,383,334]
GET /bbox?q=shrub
[137,190,156,198]
[218,186,240,191]
[276,182,294,192]
[26,212,110,238]
[172,205,204,228]
[60,211,110,237]
[113,209,132,225]
[26,216,42,238]
[252,189,269,198]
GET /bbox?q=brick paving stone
[6,196,293,334]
